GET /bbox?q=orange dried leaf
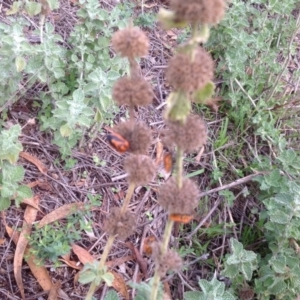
[38,203,84,228]
[20,151,48,174]
[14,196,40,299]
[72,244,94,264]
[0,238,5,246]
[110,271,129,300]
[163,152,173,173]
[22,196,42,211]
[48,281,61,300]
[169,213,194,224]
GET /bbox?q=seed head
[166,47,214,92]
[104,207,136,240]
[158,177,200,214]
[170,0,225,25]
[152,244,183,277]
[124,154,156,186]
[114,121,152,155]
[111,27,149,58]
[112,76,153,107]
[239,287,255,300]
[163,115,207,153]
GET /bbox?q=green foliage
[79,262,114,286]
[104,290,119,300]
[29,212,91,265]
[130,279,164,300]
[222,238,258,282]
[184,277,236,300]
[0,125,32,211]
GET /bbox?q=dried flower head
[114,121,152,155]
[152,244,183,277]
[104,207,136,240]
[170,0,225,25]
[124,154,156,186]
[239,286,255,300]
[111,27,149,58]
[162,115,207,153]
[158,177,200,214]
[166,47,214,92]
[112,76,153,107]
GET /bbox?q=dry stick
[186,172,264,239]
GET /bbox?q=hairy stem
[121,182,135,214]
[175,147,184,189]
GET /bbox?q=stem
[120,182,135,214]
[161,218,174,254]
[175,147,184,189]
[150,218,174,300]
[99,235,116,268]
[85,235,116,300]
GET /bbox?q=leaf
[0,125,23,164]
[19,151,48,174]
[15,185,33,206]
[6,1,23,15]
[15,56,27,72]
[102,272,114,287]
[72,243,94,264]
[110,271,129,300]
[14,196,40,299]
[38,203,84,228]
[0,198,11,211]
[184,291,203,300]
[192,81,215,104]
[48,281,61,300]
[60,123,72,137]
[25,1,42,16]
[104,290,119,300]
[73,88,85,103]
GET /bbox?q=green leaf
[25,1,42,16]
[6,1,23,15]
[60,124,73,137]
[15,56,27,72]
[102,272,114,287]
[16,185,33,205]
[269,256,286,274]
[73,88,85,103]
[241,262,254,280]
[78,270,96,284]
[0,198,11,211]
[0,125,23,164]
[104,290,119,300]
[184,291,204,300]
[193,81,215,104]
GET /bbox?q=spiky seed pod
[162,115,207,153]
[158,177,200,214]
[124,154,156,186]
[111,27,149,58]
[166,47,214,92]
[238,287,255,300]
[112,76,154,107]
[170,0,225,25]
[151,244,183,277]
[114,121,152,155]
[104,207,136,240]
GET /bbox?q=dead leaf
[22,197,42,211]
[72,244,94,264]
[110,271,129,300]
[0,238,5,246]
[60,253,81,270]
[14,196,40,299]
[163,281,172,300]
[125,242,147,278]
[106,255,133,268]
[38,203,84,228]
[195,146,205,163]
[20,151,48,174]
[205,97,222,112]
[27,180,52,191]
[48,281,61,300]
[142,236,157,256]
